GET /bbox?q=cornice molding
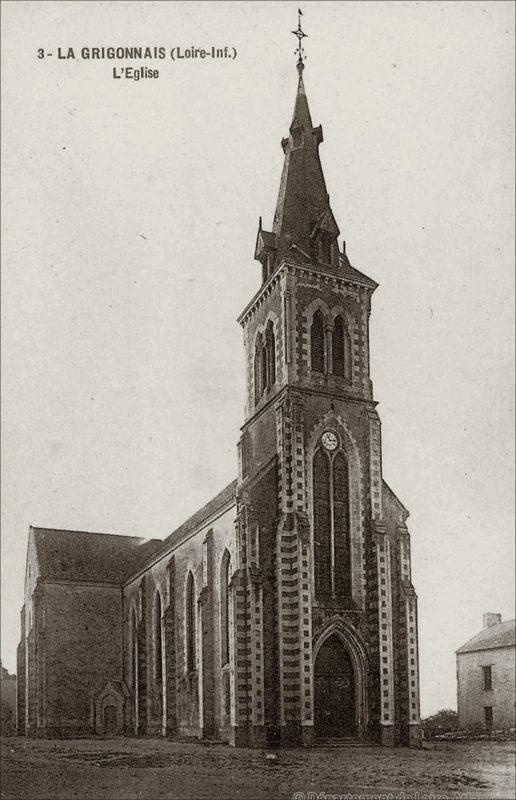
[238,259,375,328]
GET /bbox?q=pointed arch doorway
[314,634,357,738]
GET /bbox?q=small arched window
[185,572,196,673]
[311,310,325,373]
[154,592,163,685]
[220,550,231,666]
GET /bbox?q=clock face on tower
[321,431,338,451]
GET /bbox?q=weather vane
[292,8,307,70]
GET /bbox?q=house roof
[31,527,162,584]
[456,619,516,654]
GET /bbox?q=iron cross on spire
[292,8,307,71]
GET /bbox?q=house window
[185,572,196,673]
[311,311,325,373]
[313,445,352,597]
[220,550,231,666]
[482,665,492,691]
[484,706,493,733]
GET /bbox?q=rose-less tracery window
[313,445,352,597]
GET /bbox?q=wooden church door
[314,635,356,737]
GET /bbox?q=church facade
[17,56,422,748]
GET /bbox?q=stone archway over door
[314,635,356,737]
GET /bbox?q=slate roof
[30,480,238,586]
[263,68,377,290]
[161,479,237,551]
[31,527,161,584]
[456,619,516,654]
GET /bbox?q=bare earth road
[1,736,514,800]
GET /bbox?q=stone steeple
[255,61,341,281]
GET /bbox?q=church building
[17,30,422,748]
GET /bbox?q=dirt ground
[1,736,514,800]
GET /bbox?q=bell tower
[231,15,422,749]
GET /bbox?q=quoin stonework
[17,39,422,749]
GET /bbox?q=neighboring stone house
[1,662,17,735]
[456,614,515,733]
[17,47,422,747]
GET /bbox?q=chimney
[483,612,502,629]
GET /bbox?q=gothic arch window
[332,316,352,381]
[333,453,352,596]
[312,443,352,597]
[220,550,231,666]
[265,321,276,388]
[254,322,276,404]
[185,572,196,673]
[154,592,163,685]
[311,310,325,373]
[261,341,268,393]
[254,333,263,403]
[131,608,138,689]
[332,316,345,377]
[131,607,138,731]
[313,448,332,594]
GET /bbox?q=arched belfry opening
[314,635,357,738]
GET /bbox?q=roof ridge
[31,526,154,542]
[162,478,237,548]
[456,618,515,654]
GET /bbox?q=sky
[1,0,514,718]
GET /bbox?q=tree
[422,708,459,739]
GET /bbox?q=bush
[422,708,459,740]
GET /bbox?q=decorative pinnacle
[292,8,307,72]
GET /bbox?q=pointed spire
[251,11,378,290]
[291,63,313,132]
[271,38,337,269]
[254,11,345,278]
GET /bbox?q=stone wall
[123,503,236,740]
[42,583,123,736]
[457,646,516,731]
